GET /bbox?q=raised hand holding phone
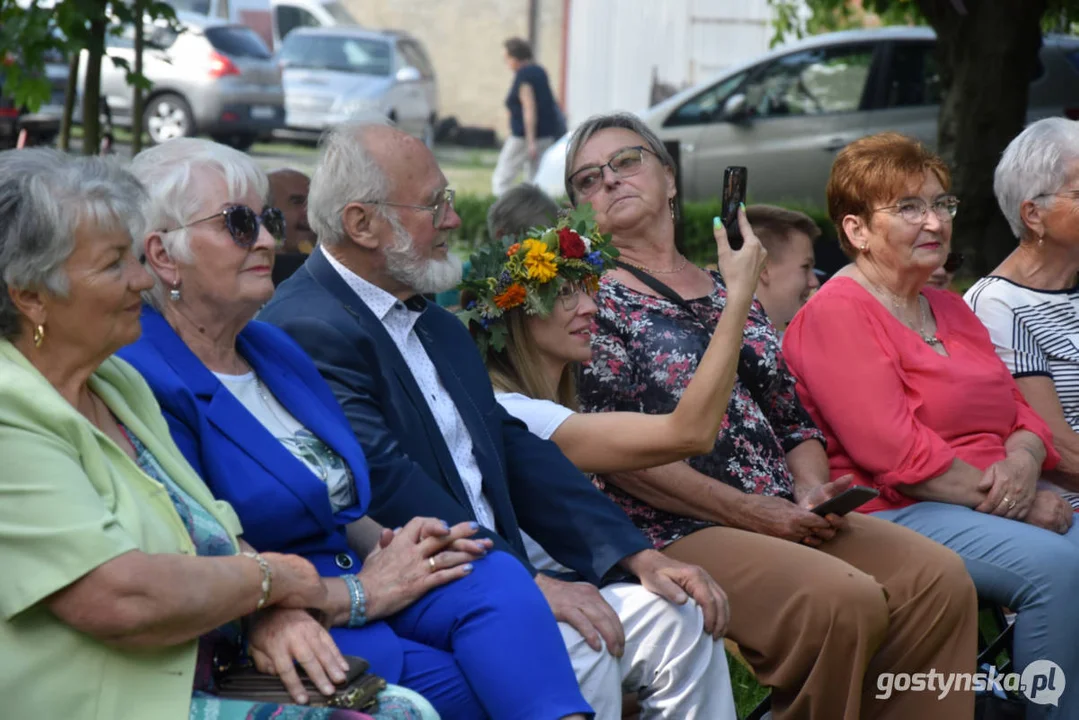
[713,205,767,304]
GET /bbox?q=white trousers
[559,582,737,720]
[491,135,554,196]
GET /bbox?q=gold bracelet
[242,551,272,610]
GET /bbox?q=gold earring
[32,324,45,348]
[860,243,868,252]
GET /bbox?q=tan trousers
[663,513,978,720]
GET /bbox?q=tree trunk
[81,9,107,156]
[58,51,80,151]
[918,0,1048,275]
[131,1,145,155]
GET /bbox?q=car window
[280,35,391,76]
[205,26,273,59]
[105,21,179,51]
[884,42,942,107]
[276,4,321,41]
[398,41,433,78]
[666,71,748,126]
[743,44,875,118]
[169,0,212,15]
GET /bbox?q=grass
[729,651,771,718]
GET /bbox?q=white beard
[383,214,463,295]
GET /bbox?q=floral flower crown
[459,203,619,355]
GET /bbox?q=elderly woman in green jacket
[0,148,435,720]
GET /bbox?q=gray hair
[486,184,561,242]
[308,114,393,247]
[0,148,147,341]
[994,117,1079,239]
[564,111,676,204]
[129,137,268,309]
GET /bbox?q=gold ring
[428,556,436,570]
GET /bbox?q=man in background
[268,167,317,285]
[745,204,822,333]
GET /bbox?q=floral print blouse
[579,271,825,549]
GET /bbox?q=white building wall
[564,0,778,125]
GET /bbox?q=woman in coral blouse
[783,132,1079,720]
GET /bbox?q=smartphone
[721,166,748,250]
[810,486,880,517]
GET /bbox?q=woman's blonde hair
[484,307,580,411]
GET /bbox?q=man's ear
[8,284,48,329]
[758,264,772,287]
[342,202,380,251]
[143,233,180,287]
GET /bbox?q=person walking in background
[491,38,564,196]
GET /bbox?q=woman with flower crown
[460,191,767,477]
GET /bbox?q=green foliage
[447,195,838,268]
[766,0,924,47]
[0,0,178,111]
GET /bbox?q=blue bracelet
[343,574,368,628]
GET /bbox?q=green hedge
[449,195,838,266]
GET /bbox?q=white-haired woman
[117,137,593,720]
[0,148,399,720]
[966,117,1079,508]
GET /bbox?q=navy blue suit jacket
[259,249,651,584]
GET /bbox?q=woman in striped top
[965,118,1079,508]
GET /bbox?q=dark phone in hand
[810,486,880,517]
[721,166,748,250]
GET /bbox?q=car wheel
[145,93,194,145]
[212,132,256,151]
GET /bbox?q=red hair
[827,132,950,257]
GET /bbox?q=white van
[272,0,360,48]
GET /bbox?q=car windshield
[279,35,392,75]
[323,1,360,25]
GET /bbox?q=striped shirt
[965,276,1079,431]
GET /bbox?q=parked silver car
[88,11,285,149]
[275,26,438,145]
[535,27,1079,206]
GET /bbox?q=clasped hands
[247,517,492,704]
[976,452,1072,534]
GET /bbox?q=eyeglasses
[1033,189,1079,203]
[556,278,597,311]
[161,205,286,248]
[873,195,960,224]
[568,146,658,199]
[361,188,457,227]
[942,251,964,274]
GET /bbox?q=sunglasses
[161,205,286,248]
[942,252,964,274]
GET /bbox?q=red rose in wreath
[557,227,586,259]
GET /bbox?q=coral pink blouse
[782,276,1059,513]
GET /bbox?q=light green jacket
[0,340,244,720]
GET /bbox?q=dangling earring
[169,283,181,302]
[668,198,677,222]
[1038,235,1045,248]
[32,324,45,348]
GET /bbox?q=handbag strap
[614,260,692,310]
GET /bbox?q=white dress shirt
[322,246,497,529]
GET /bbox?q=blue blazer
[119,307,406,681]
[258,249,651,584]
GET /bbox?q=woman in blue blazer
[119,139,591,720]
